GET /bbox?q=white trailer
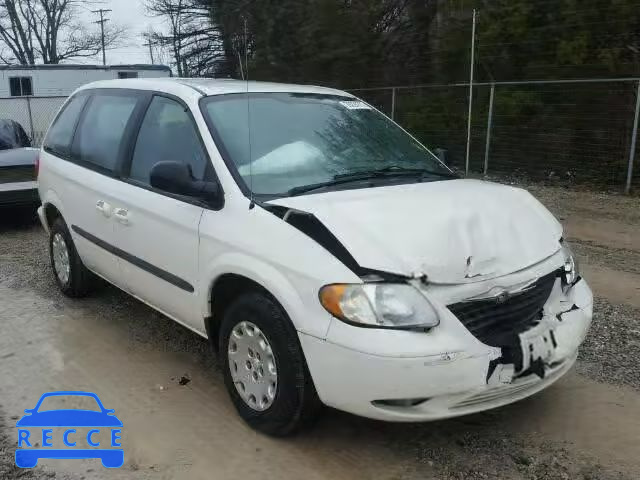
[0,64,171,98]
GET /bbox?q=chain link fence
[353,78,640,193]
[0,96,66,147]
[1,82,639,193]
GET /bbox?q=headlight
[318,283,440,329]
[561,241,580,285]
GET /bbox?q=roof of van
[77,77,353,98]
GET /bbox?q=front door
[114,95,210,331]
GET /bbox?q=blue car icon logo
[15,391,123,468]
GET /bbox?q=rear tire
[219,292,322,436]
[49,217,96,297]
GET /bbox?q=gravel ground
[481,177,640,224]
[401,430,628,480]
[577,298,640,389]
[0,405,630,480]
[570,240,640,276]
[0,409,58,480]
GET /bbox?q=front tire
[49,217,96,297]
[219,292,322,436]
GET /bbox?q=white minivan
[37,78,592,435]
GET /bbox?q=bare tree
[0,0,125,64]
[145,0,184,75]
[0,0,35,64]
[145,0,225,77]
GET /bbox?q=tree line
[0,0,636,185]
[1,0,637,84]
[144,0,640,86]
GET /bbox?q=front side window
[43,95,88,157]
[9,76,32,96]
[129,96,207,185]
[201,93,452,197]
[74,93,140,173]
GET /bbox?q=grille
[447,270,558,346]
[0,165,35,184]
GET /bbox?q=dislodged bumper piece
[300,270,592,422]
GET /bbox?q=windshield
[201,93,451,197]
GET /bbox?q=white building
[0,64,171,98]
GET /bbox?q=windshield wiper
[286,176,374,196]
[286,166,456,197]
[333,165,455,181]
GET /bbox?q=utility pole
[465,8,477,176]
[92,9,112,66]
[143,40,155,64]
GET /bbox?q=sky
[78,0,166,66]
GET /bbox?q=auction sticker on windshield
[340,100,372,110]
[15,391,123,468]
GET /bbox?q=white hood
[268,179,563,284]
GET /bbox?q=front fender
[201,251,333,339]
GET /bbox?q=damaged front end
[265,202,591,385]
[446,266,592,388]
[352,262,593,419]
[262,200,592,419]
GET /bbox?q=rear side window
[128,95,207,184]
[74,93,140,173]
[44,95,87,157]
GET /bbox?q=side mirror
[433,148,448,165]
[150,161,221,205]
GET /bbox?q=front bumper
[300,275,592,422]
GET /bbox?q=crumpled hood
[268,179,563,283]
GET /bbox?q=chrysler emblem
[495,292,509,304]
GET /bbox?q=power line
[92,8,112,66]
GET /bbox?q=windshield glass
[201,93,451,197]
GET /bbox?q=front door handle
[114,208,129,225]
[96,200,112,217]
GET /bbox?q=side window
[129,96,207,185]
[43,95,87,157]
[74,93,139,173]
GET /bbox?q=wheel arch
[202,253,331,350]
[206,273,273,352]
[40,189,65,229]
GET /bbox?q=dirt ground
[0,183,639,480]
